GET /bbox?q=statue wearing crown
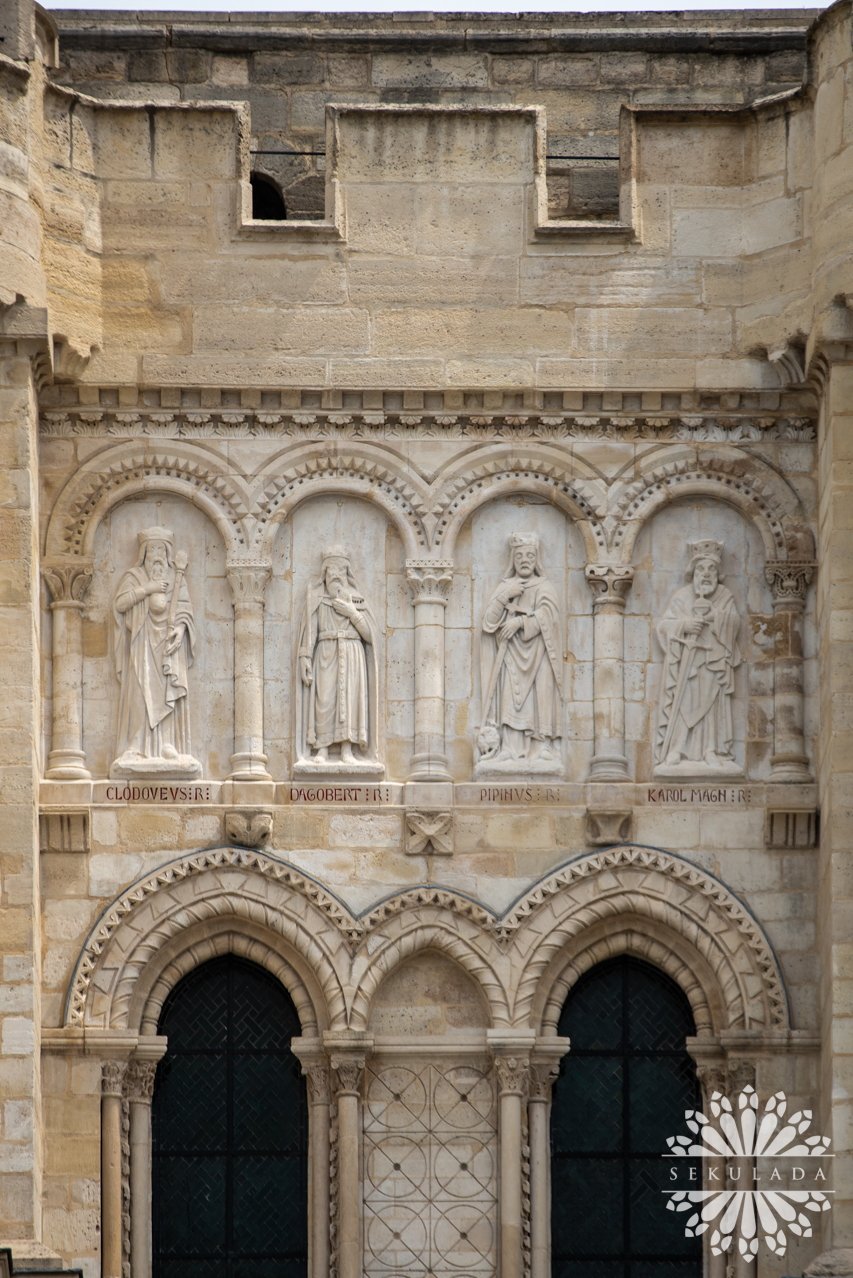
[476,532,563,775]
[111,528,201,779]
[654,539,743,777]
[296,545,381,775]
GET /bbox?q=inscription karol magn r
[648,787,750,804]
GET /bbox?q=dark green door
[551,955,701,1278]
[153,954,308,1278]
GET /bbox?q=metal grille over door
[551,955,701,1278]
[153,954,308,1278]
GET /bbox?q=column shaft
[493,1053,531,1278]
[764,561,814,781]
[126,1060,158,1278]
[43,562,93,779]
[336,1090,360,1278]
[301,1062,331,1278]
[227,565,272,780]
[101,1063,127,1278]
[528,1098,549,1278]
[406,560,453,780]
[586,565,633,781]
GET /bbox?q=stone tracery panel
[363,1062,497,1278]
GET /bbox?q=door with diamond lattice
[363,1061,498,1278]
[152,954,308,1278]
[550,955,702,1278]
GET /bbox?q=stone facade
[0,2,851,1277]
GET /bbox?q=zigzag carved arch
[502,847,789,1034]
[609,454,807,563]
[349,914,511,1030]
[251,449,429,559]
[65,849,355,1031]
[44,442,253,559]
[428,449,608,558]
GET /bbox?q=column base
[588,752,630,782]
[769,752,812,782]
[408,751,452,782]
[229,751,273,781]
[46,749,91,780]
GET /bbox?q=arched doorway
[152,954,308,1278]
[550,955,701,1278]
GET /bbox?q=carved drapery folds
[43,558,93,779]
[585,563,633,781]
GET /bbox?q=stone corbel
[226,561,272,781]
[764,559,816,782]
[43,559,93,779]
[405,559,454,781]
[406,808,453,855]
[585,564,634,781]
[585,807,633,846]
[224,808,272,848]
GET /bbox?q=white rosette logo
[664,1086,832,1261]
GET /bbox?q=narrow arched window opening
[152,954,308,1278]
[550,955,701,1278]
[251,173,286,220]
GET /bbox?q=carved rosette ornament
[494,1055,530,1097]
[764,560,816,611]
[406,809,453,855]
[584,563,634,610]
[405,559,454,605]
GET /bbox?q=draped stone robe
[480,574,563,750]
[300,588,377,751]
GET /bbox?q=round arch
[66,849,356,1033]
[501,846,789,1035]
[350,913,511,1030]
[610,453,810,566]
[43,441,253,560]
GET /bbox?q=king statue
[297,545,379,770]
[477,532,563,772]
[655,538,743,775]
[112,527,201,778]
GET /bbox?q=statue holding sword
[477,532,563,770]
[654,539,742,774]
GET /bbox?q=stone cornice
[39,405,817,445]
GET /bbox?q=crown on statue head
[138,527,173,548]
[510,532,539,549]
[687,539,724,566]
[322,544,350,562]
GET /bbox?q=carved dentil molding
[405,559,454,605]
[585,564,634,609]
[42,559,93,605]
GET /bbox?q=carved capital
[302,1061,332,1106]
[494,1055,530,1097]
[227,562,271,607]
[101,1060,128,1098]
[528,1061,560,1102]
[726,1061,756,1097]
[406,809,453,856]
[42,559,93,607]
[125,1060,157,1104]
[405,559,454,606]
[224,809,272,848]
[330,1055,366,1096]
[764,560,815,609]
[695,1063,728,1104]
[585,563,634,610]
